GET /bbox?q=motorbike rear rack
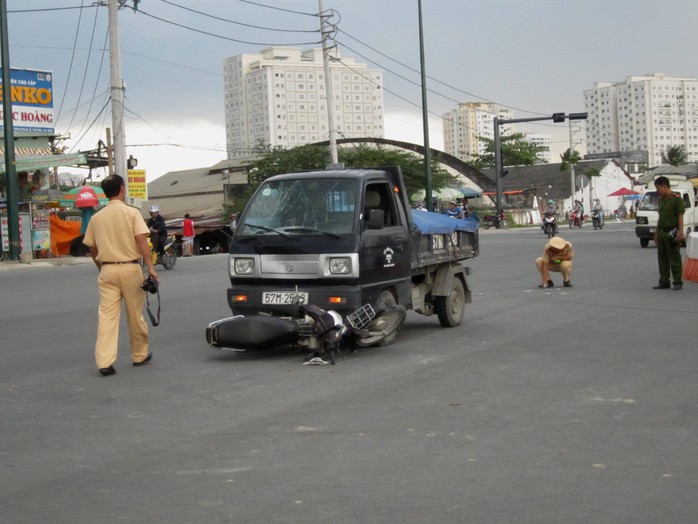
[346,304,376,330]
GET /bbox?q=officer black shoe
[673,283,683,290]
[133,352,153,366]
[653,283,671,289]
[99,366,116,376]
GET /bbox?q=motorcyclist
[542,199,558,234]
[572,200,584,227]
[592,199,604,227]
[147,205,168,256]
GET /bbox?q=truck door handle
[395,237,405,242]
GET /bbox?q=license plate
[649,228,656,233]
[262,291,308,305]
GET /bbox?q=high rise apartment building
[442,102,513,162]
[584,73,698,166]
[223,47,384,158]
[525,133,552,163]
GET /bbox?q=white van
[635,175,698,247]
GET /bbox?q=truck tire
[435,277,465,328]
[640,238,649,248]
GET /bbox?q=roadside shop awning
[0,149,87,174]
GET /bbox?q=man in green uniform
[653,176,685,290]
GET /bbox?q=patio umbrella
[411,187,465,202]
[607,187,640,197]
[457,187,483,198]
[60,186,108,208]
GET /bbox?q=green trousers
[656,229,683,285]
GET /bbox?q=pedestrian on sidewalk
[83,175,159,376]
[182,213,195,256]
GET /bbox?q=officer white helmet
[149,205,159,213]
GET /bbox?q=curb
[0,256,93,271]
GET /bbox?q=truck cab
[635,175,697,247]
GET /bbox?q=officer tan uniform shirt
[83,201,150,369]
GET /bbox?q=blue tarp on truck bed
[411,210,480,234]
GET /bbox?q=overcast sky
[7,0,698,181]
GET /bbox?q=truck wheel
[351,290,403,348]
[640,238,649,248]
[435,277,465,328]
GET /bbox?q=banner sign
[0,68,54,133]
[127,169,148,200]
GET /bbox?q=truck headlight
[233,257,255,275]
[636,217,648,225]
[328,256,351,275]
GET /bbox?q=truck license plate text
[262,292,308,305]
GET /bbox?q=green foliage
[582,166,601,178]
[661,145,688,166]
[226,143,455,219]
[471,133,547,168]
[560,148,582,172]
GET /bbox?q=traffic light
[127,155,138,169]
[552,113,566,123]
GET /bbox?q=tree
[661,145,688,166]
[471,133,547,169]
[227,143,455,217]
[559,148,582,172]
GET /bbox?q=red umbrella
[607,187,640,197]
[75,186,100,208]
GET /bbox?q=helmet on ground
[149,205,159,213]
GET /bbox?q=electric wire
[65,2,101,132]
[136,8,321,46]
[234,0,319,17]
[157,0,317,33]
[55,1,87,124]
[72,29,110,142]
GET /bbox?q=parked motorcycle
[591,209,604,230]
[481,210,509,229]
[149,234,177,270]
[541,213,557,238]
[206,298,407,365]
[568,210,584,228]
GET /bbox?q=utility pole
[568,120,576,211]
[417,0,432,211]
[108,0,127,188]
[0,0,20,260]
[319,0,339,166]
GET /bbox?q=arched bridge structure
[313,137,494,191]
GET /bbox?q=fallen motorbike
[206,297,407,365]
[149,234,178,270]
[541,213,557,238]
[568,210,585,228]
[481,210,509,229]
[591,209,604,230]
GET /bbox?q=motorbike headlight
[233,257,255,275]
[328,257,351,275]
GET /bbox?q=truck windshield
[638,191,659,211]
[239,178,358,237]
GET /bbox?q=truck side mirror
[366,209,385,230]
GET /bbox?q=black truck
[208,166,478,352]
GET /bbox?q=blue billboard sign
[0,68,54,133]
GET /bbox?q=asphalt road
[1,222,697,524]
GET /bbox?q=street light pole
[417,0,432,211]
[0,0,20,260]
[319,0,338,166]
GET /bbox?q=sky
[6,0,698,183]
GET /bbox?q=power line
[55,1,88,123]
[7,5,95,13]
[157,0,317,33]
[234,0,319,17]
[136,8,321,46]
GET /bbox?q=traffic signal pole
[493,112,587,228]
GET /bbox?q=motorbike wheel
[481,221,491,230]
[640,238,649,248]
[569,219,574,229]
[435,277,466,328]
[593,219,598,230]
[353,290,403,348]
[161,247,177,270]
[547,226,554,239]
[499,220,509,229]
